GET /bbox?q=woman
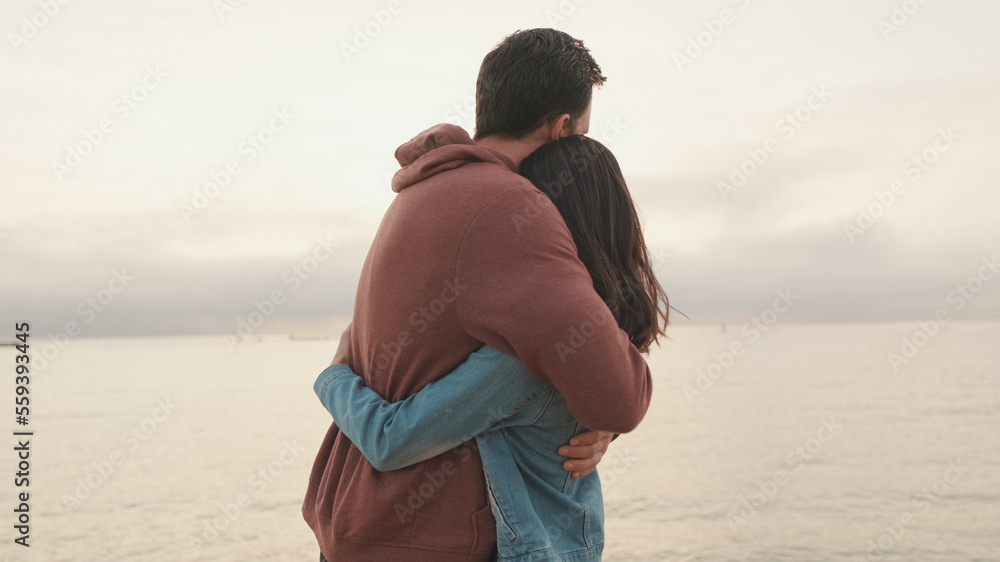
[314,135,669,561]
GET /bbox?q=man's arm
[314,345,552,471]
[455,189,653,434]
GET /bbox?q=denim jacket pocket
[485,470,520,545]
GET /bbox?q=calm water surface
[1,322,997,561]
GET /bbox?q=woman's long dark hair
[520,135,669,353]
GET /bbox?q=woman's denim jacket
[314,345,605,562]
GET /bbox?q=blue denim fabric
[314,345,604,562]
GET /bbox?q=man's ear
[548,113,573,140]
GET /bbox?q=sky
[1,0,999,339]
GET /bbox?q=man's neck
[475,134,547,171]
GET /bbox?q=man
[303,28,652,561]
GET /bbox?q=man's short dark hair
[474,28,606,140]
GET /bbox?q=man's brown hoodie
[302,124,652,561]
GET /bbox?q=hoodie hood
[390,124,516,192]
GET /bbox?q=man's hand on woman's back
[558,429,614,478]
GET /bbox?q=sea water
[0,321,996,561]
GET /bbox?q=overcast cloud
[1,0,998,338]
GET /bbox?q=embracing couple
[302,28,670,561]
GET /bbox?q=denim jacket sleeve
[313,345,552,471]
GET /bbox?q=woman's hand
[558,430,614,478]
[330,323,352,366]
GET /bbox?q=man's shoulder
[458,181,571,249]
[446,160,536,194]
[406,162,552,227]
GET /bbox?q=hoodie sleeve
[455,188,652,434]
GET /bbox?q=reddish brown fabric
[302,124,652,561]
